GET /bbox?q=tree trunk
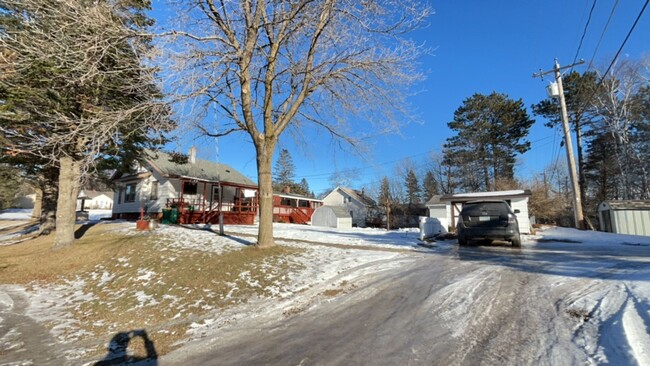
[54,156,81,247]
[256,142,276,248]
[32,187,42,220]
[36,168,58,236]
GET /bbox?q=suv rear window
[461,202,510,216]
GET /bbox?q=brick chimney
[283,186,291,194]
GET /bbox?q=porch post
[202,181,207,224]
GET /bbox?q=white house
[426,190,532,234]
[321,187,378,227]
[112,148,258,224]
[77,191,114,210]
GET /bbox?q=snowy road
[164,231,650,366]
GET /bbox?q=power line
[587,0,620,70]
[576,0,649,118]
[571,0,598,71]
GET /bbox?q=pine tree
[379,176,393,230]
[422,170,438,202]
[0,0,172,246]
[443,92,534,192]
[405,169,421,208]
[273,149,296,189]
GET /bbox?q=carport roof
[439,190,532,203]
[601,200,650,210]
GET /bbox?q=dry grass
[0,222,304,361]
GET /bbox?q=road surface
[164,239,650,366]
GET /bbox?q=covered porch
[167,178,259,225]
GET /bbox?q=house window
[281,197,292,206]
[299,200,310,208]
[150,181,159,200]
[183,181,198,195]
[124,183,136,203]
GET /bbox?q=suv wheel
[511,234,521,248]
[458,236,468,246]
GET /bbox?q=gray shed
[599,200,650,236]
[311,205,352,229]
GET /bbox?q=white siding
[510,197,531,234]
[613,210,650,236]
[427,205,449,232]
[322,188,368,227]
[311,206,353,229]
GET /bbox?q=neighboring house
[112,148,258,224]
[426,190,532,234]
[273,187,323,224]
[77,191,114,210]
[311,205,353,229]
[598,200,650,236]
[321,187,378,227]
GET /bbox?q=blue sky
[153,1,650,196]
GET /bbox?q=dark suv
[456,200,521,247]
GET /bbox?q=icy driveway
[165,226,650,366]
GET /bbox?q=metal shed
[311,205,353,229]
[598,200,650,236]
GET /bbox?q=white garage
[427,190,532,234]
[311,205,353,230]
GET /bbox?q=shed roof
[426,195,443,205]
[146,150,256,187]
[601,200,650,210]
[317,205,352,218]
[440,190,531,202]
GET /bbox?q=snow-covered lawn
[2,221,650,365]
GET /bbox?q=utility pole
[533,59,585,229]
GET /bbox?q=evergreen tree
[0,0,172,246]
[422,170,438,201]
[443,92,534,191]
[405,169,421,207]
[379,176,393,230]
[297,178,310,197]
[273,149,296,189]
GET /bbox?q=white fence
[419,216,443,241]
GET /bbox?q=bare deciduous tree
[0,0,172,246]
[167,0,431,247]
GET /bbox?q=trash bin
[161,208,172,224]
[169,208,179,224]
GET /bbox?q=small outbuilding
[311,205,352,230]
[427,190,532,234]
[598,200,650,236]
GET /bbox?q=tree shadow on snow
[94,329,158,365]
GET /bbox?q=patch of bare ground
[0,223,305,362]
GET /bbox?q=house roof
[601,200,650,210]
[426,195,443,205]
[439,190,532,202]
[275,191,323,202]
[145,150,256,187]
[337,187,377,206]
[83,190,113,199]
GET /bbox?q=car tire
[511,234,521,248]
[458,236,468,246]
